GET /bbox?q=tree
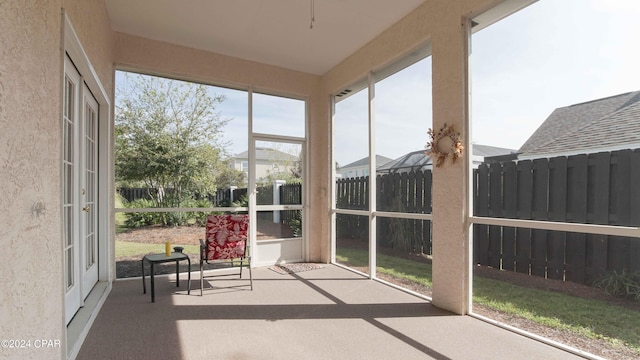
[215,167,246,188]
[115,73,229,212]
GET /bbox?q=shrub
[593,270,640,301]
[123,198,158,228]
[288,210,302,237]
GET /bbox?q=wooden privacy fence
[117,149,640,284]
[474,149,640,283]
[117,187,247,206]
[336,171,433,254]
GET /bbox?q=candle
[165,241,171,256]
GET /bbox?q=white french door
[63,55,99,324]
[251,139,305,266]
[81,84,99,298]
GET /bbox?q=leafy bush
[123,198,159,228]
[122,197,214,227]
[593,270,640,301]
[180,198,215,226]
[288,210,302,237]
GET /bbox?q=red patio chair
[199,214,253,295]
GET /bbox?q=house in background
[227,147,299,184]
[518,90,640,160]
[377,144,517,173]
[336,155,393,178]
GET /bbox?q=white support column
[368,71,377,279]
[429,5,472,315]
[229,185,237,204]
[273,179,285,223]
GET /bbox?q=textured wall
[0,0,114,359]
[64,0,116,98]
[0,1,65,359]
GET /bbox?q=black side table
[142,252,191,302]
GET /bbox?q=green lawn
[337,246,640,355]
[116,241,200,258]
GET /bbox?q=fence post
[273,180,285,223]
[229,186,237,204]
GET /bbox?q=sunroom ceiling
[105,0,426,75]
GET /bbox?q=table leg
[142,258,146,294]
[150,262,155,303]
[187,256,191,295]
[175,259,180,287]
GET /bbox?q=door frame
[63,13,113,358]
[81,82,99,299]
[249,135,307,266]
[247,87,309,266]
[63,55,82,324]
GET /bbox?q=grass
[336,246,433,288]
[337,246,640,355]
[116,241,200,258]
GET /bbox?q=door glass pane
[66,247,73,289]
[65,207,73,247]
[252,92,305,138]
[254,140,302,242]
[255,140,302,204]
[256,210,302,240]
[63,75,75,289]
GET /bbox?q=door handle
[82,205,90,212]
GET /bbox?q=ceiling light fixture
[310,0,315,29]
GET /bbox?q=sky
[116,0,640,168]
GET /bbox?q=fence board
[564,155,587,282]
[475,164,490,266]
[548,157,568,280]
[502,162,517,271]
[423,171,432,255]
[515,160,533,274]
[586,153,610,281]
[629,150,640,272]
[531,158,549,277]
[488,163,503,269]
[608,151,631,272]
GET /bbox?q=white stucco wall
[0,1,66,359]
[0,1,114,359]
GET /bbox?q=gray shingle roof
[339,155,393,169]
[376,144,516,172]
[519,90,640,156]
[376,150,431,172]
[232,147,298,161]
